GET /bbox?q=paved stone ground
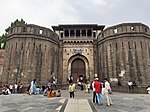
[95,93,150,112]
[0,89,150,112]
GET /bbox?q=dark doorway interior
[71,58,85,82]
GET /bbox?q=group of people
[68,77,113,106]
[2,82,23,95]
[26,79,61,98]
[92,78,113,106]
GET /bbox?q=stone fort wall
[97,23,150,87]
[2,24,59,85]
[0,22,150,93]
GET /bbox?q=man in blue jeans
[94,78,102,105]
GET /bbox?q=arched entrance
[67,54,89,83]
[71,58,85,82]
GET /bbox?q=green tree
[5,18,26,32]
[0,19,27,49]
[0,33,7,49]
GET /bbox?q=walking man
[69,83,75,98]
[128,80,133,93]
[94,78,102,105]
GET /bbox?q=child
[57,90,61,97]
[87,82,91,93]
[69,83,75,98]
[85,83,88,93]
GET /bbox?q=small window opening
[116,43,118,49]
[40,29,43,34]
[134,42,136,49]
[145,28,147,32]
[114,28,117,33]
[122,42,124,48]
[131,26,135,31]
[128,41,131,49]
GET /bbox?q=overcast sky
[0,0,150,35]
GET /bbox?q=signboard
[74,48,82,54]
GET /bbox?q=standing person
[30,79,37,94]
[92,79,98,103]
[69,83,75,98]
[14,83,18,93]
[68,75,73,84]
[94,78,102,105]
[9,84,13,94]
[20,83,23,93]
[53,80,57,89]
[17,82,21,93]
[47,80,51,90]
[128,80,133,93]
[104,78,113,106]
[87,82,91,93]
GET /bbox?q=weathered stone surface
[0,23,150,93]
[97,23,150,87]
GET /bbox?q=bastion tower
[2,24,59,85]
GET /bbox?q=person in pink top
[94,78,102,105]
[104,78,113,106]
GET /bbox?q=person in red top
[94,78,102,105]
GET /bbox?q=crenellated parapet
[98,23,150,43]
[7,24,59,43]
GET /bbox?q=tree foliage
[5,19,26,32]
[0,19,26,49]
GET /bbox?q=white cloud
[0,0,149,35]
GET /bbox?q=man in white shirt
[128,80,133,93]
[14,83,18,93]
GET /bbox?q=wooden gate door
[71,58,85,82]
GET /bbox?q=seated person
[6,88,11,95]
[57,90,61,97]
[2,86,11,95]
[36,86,40,94]
[26,85,31,94]
[43,87,48,96]
[147,85,150,94]
[47,89,56,98]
